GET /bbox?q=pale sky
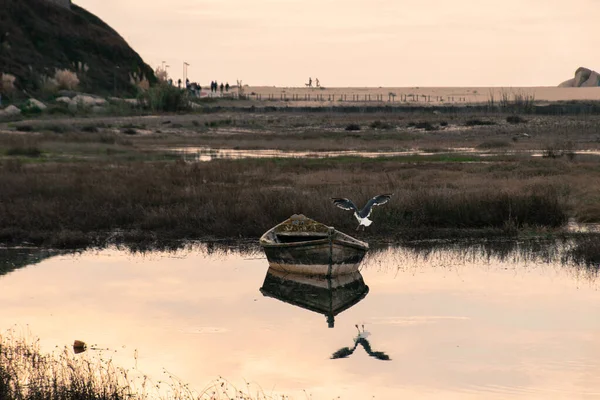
[74,0,600,87]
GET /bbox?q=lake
[1,240,599,399]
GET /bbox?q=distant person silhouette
[316,78,320,87]
[220,83,224,93]
[225,83,230,92]
[306,77,312,87]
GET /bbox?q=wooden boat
[260,267,369,328]
[259,214,369,277]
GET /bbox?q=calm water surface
[1,242,599,399]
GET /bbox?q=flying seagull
[331,194,392,230]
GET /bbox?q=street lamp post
[183,62,190,86]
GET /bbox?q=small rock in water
[73,339,87,354]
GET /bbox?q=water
[174,147,600,162]
[1,241,600,399]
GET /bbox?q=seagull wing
[331,198,358,212]
[359,194,393,218]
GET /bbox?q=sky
[74,0,600,87]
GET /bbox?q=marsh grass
[370,120,394,129]
[0,156,571,247]
[564,237,600,271]
[0,330,284,400]
[476,140,512,149]
[5,145,42,157]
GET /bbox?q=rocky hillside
[0,0,156,97]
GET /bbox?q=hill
[0,0,156,97]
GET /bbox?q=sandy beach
[238,86,600,104]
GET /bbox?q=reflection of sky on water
[173,147,600,163]
[1,244,600,399]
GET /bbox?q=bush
[408,122,437,131]
[54,69,80,90]
[345,123,361,131]
[15,125,33,132]
[476,140,512,149]
[121,128,137,135]
[6,146,42,157]
[139,83,190,112]
[465,119,496,127]
[507,115,527,124]
[0,72,16,95]
[542,141,575,159]
[81,125,99,133]
[370,120,393,129]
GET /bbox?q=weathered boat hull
[262,240,366,276]
[260,214,369,277]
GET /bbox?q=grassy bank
[0,331,273,400]
[1,109,600,248]
[0,155,576,248]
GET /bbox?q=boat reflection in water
[259,268,369,328]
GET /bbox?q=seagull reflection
[331,324,391,361]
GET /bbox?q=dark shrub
[370,120,393,129]
[465,119,496,127]
[121,128,137,135]
[139,83,190,112]
[413,122,437,131]
[507,115,527,124]
[345,123,361,131]
[15,125,34,132]
[6,146,42,157]
[81,125,99,133]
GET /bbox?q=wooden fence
[208,92,469,103]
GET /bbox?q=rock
[558,67,600,87]
[91,106,106,114]
[57,90,78,98]
[24,98,47,110]
[582,71,600,87]
[56,96,72,104]
[2,105,21,116]
[558,78,576,88]
[68,95,107,110]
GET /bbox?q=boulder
[558,78,576,88]
[91,106,106,114]
[68,95,107,110]
[3,105,21,116]
[24,98,47,110]
[558,67,600,87]
[56,96,72,104]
